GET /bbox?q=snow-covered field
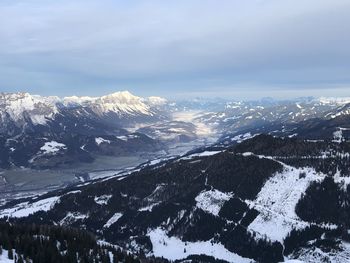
[148,227,254,263]
[246,157,325,242]
[0,196,60,218]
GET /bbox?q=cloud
[0,0,350,98]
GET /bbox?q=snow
[333,130,343,143]
[94,195,112,205]
[195,189,232,216]
[230,132,256,143]
[0,196,60,218]
[247,165,324,243]
[40,141,67,154]
[64,91,160,116]
[148,158,164,166]
[96,91,152,116]
[0,249,16,263]
[104,213,123,228]
[64,190,81,195]
[319,97,350,105]
[95,137,111,145]
[333,170,350,189]
[116,135,128,141]
[0,91,167,130]
[289,241,350,262]
[333,127,350,143]
[138,202,160,212]
[148,227,253,263]
[116,134,140,141]
[0,92,58,125]
[60,212,88,225]
[183,150,222,160]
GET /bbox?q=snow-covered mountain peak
[0,92,58,125]
[93,91,152,116]
[100,91,142,103]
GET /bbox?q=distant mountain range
[1,91,350,169]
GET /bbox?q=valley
[0,95,219,204]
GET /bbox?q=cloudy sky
[1,0,350,99]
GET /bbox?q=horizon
[2,89,350,103]
[1,0,350,98]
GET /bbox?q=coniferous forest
[0,222,166,263]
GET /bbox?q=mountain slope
[2,133,350,262]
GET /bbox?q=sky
[1,0,350,99]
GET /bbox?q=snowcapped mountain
[3,93,350,262]
[64,91,165,118]
[199,97,350,138]
[0,91,169,134]
[0,91,171,169]
[0,92,59,134]
[3,92,350,170]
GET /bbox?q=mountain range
[1,91,350,262]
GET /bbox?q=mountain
[63,91,169,125]
[2,94,350,262]
[199,97,350,137]
[0,91,171,170]
[208,98,350,147]
[0,91,168,134]
[2,131,350,262]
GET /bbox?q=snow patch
[94,195,112,205]
[104,213,123,228]
[230,132,256,143]
[183,150,222,160]
[138,202,160,212]
[95,137,111,145]
[40,141,66,154]
[195,189,232,216]
[60,212,88,225]
[148,227,253,263]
